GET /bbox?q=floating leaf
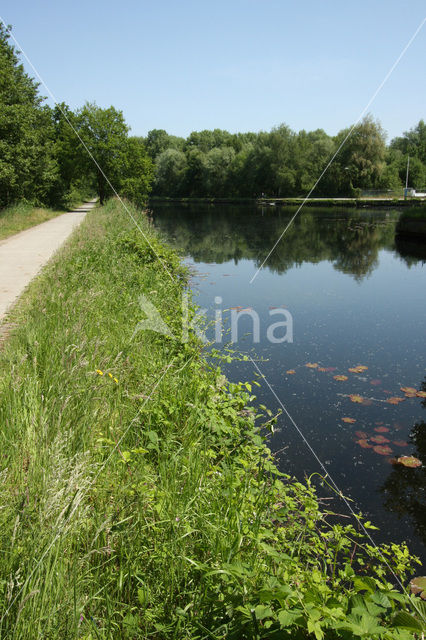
[374,426,389,433]
[371,435,390,444]
[387,396,405,405]
[355,430,369,439]
[334,375,348,381]
[410,577,426,599]
[356,439,372,449]
[395,456,422,468]
[348,365,368,374]
[305,362,319,368]
[370,379,382,386]
[286,369,296,375]
[317,367,328,372]
[342,417,356,424]
[373,445,393,456]
[349,394,363,403]
[416,391,426,398]
[401,386,417,394]
[393,440,408,447]
[405,392,417,398]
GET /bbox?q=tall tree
[0,24,57,207]
[120,136,154,203]
[333,116,387,193]
[76,102,130,204]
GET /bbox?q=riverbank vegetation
[0,198,424,638]
[145,122,426,199]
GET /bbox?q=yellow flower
[96,369,103,376]
[114,377,119,384]
[108,373,113,378]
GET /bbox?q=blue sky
[1,0,425,140]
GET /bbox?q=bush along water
[0,198,424,639]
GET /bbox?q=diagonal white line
[1,356,191,624]
[249,357,425,607]
[0,18,175,282]
[250,15,426,284]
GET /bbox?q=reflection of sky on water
[151,203,426,563]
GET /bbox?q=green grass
[0,198,423,639]
[0,202,68,241]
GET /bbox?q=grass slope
[0,199,422,639]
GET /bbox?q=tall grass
[0,202,67,240]
[0,199,422,639]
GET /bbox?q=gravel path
[0,199,97,321]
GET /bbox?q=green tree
[0,24,57,207]
[334,116,387,194]
[390,120,426,164]
[203,146,235,196]
[145,129,184,160]
[154,148,187,196]
[120,137,154,203]
[76,102,130,204]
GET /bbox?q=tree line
[145,119,426,198]
[1,22,425,209]
[0,24,154,209]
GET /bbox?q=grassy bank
[0,202,67,241]
[0,199,423,639]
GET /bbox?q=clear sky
[1,0,425,141]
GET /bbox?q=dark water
[150,202,426,564]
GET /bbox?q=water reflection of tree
[380,377,426,547]
[151,204,400,281]
[394,235,426,267]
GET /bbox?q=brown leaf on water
[373,445,393,456]
[334,375,348,381]
[349,365,368,373]
[355,430,368,439]
[395,455,422,468]
[401,386,417,394]
[317,367,328,372]
[356,439,372,449]
[374,426,389,433]
[286,369,296,375]
[387,397,405,405]
[305,362,319,368]
[370,379,382,386]
[416,391,426,398]
[393,440,408,447]
[371,435,390,444]
[349,394,363,403]
[342,417,356,423]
